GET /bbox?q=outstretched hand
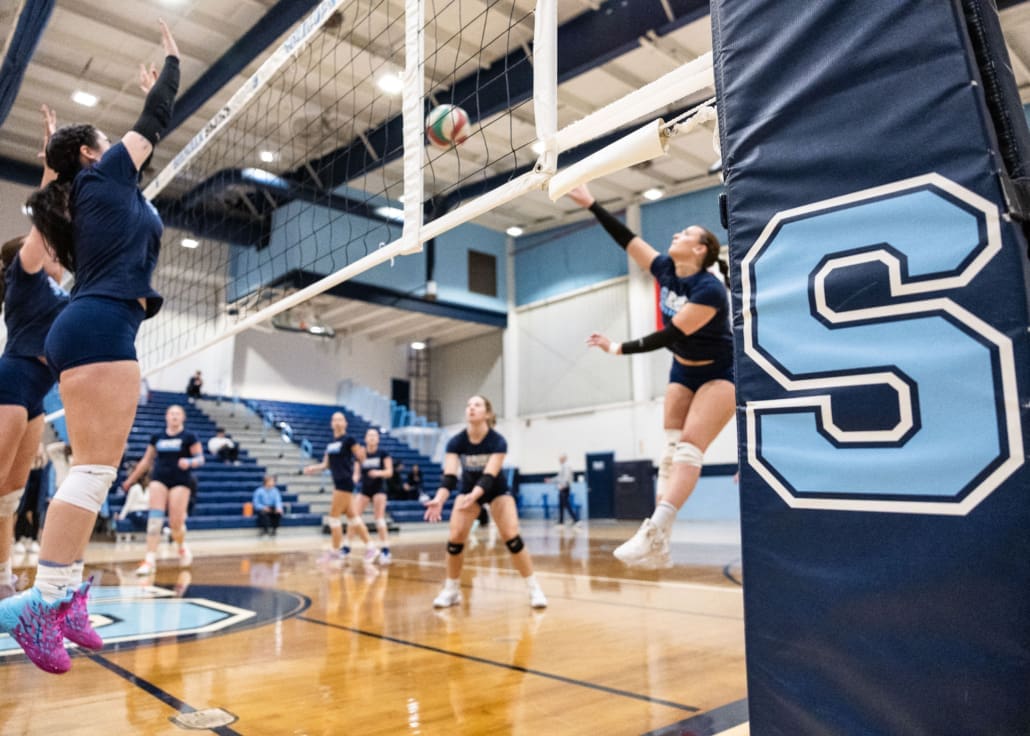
[566,184,595,208]
[586,332,613,352]
[139,63,158,94]
[158,18,180,59]
[37,104,57,160]
[423,497,443,522]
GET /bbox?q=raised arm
[566,184,660,273]
[122,19,180,171]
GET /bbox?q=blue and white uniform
[446,429,509,505]
[651,255,734,391]
[325,435,359,492]
[148,430,199,489]
[0,255,68,417]
[44,142,163,376]
[359,449,391,498]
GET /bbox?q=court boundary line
[86,652,242,735]
[382,567,745,622]
[640,697,749,736]
[297,614,701,713]
[392,558,743,593]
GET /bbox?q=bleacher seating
[112,390,323,532]
[245,398,444,498]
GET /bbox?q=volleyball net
[135,0,718,380]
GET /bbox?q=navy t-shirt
[650,255,733,362]
[445,429,509,495]
[71,142,163,318]
[360,449,391,495]
[3,255,68,358]
[325,435,358,489]
[149,430,199,485]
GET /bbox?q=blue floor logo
[1,583,308,660]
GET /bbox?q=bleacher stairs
[108,391,324,533]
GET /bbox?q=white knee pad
[147,513,166,536]
[0,489,24,517]
[54,465,116,513]
[376,518,388,531]
[673,442,704,467]
[327,516,343,530]
[347,516,361,526]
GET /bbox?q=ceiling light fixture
[505,226,524,237]
[642,188,664,201]
[377,73,404,95]
[259,150,277,163]
[71,90,98,108]
[181,238,199,248]
[411,341,426,350]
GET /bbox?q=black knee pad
[446,541,464,555]
[505,535,524,554]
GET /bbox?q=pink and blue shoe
[61,578,103,651]
[0,587,73,674]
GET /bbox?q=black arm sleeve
[132,56,180,146]
[619,323,686,355]
[588,201,636,249]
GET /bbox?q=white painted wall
[430,330,504,425]
[231,328,407,404]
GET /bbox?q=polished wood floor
[1,522,748,735]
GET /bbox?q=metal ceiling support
[0,0,56,129]
[165,0,324,136]
[282,271,508,327]
[295,0,710,200]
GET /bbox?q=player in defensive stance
[423,395,547,609]
[304,411,375,563]
[577,185,734,569]
[352,428,393,564]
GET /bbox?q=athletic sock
[651,501,678,536]
[35,560,75,603]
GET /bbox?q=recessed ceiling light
[642,188,664,201]
[71,90,98,108]
[374,205,405,223]
[410,341,426,350]
[181,238,199,248]
[259,150,276,163]
[506,226,524,237]
[377,73,404,95]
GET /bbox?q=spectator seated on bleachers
[208,428,240,464]
[252,475,284,537]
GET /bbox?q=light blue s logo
[742,174,1022,514]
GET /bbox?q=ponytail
[27,182,75,271]
[26,124,101,273]
[698,227,730,288]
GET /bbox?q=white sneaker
[178,545,193,568]
[12,541,26,555]
[573,520,585,529]
[135,560,156,576]
[28,540,39,554]
[613,519,671,569]
[529,586,548,609]
[363,546,379,564]
[433,586,462,608]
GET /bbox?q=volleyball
[425,104,470,149]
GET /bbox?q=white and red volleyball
[425,104,470,149]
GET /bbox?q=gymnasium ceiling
[1,0,1029,348]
